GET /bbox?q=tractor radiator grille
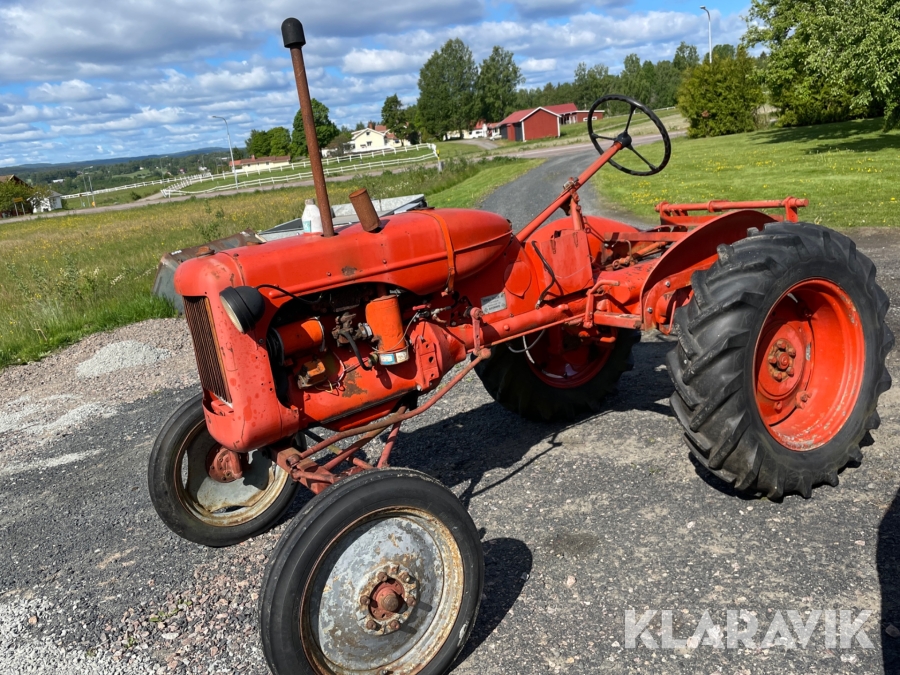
[183,296,231,403]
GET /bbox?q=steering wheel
[587,94,671,176]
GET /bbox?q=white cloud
[0,1,748,165]
[521,58,557,72]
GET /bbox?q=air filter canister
[365,295,408,366]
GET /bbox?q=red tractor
[148,18,893,675]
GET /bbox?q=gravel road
[2,150,900,675]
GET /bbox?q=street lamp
[700,6,712,63]
[212,115,240,189]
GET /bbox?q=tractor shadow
[452,537,533,668]
[390,337,676,509]
[879,485,900,672]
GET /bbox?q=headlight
[219,286,265,333]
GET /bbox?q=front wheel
[148,394,301,547]
[260,469,484,675]
[668,222,893,499]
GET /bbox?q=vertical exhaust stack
[282,18,335,237]
[349,188,382,232]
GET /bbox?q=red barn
[494,107,561,142]
[544,103,578,124]
[575,109,605,123]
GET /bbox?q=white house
[229,154,292,174]
[349,125,410,153]
[31,191,64,213]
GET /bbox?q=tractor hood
[174,207,512,299]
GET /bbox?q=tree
[745,0,900,129]
[266,127,291,156]
[417,39,478,138]
[476,46,524,122]
[677,47,764,137]
[653,60,681,108]
[381,94,408,140]
[673,42,700,72]
[572,62,617,110]
[0,178,35,216]
[712,44,736,61]
[245,129,270,157]
[290,99,340,158]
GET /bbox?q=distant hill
[3,147,230,174]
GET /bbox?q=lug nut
[366,619,378,630]
[799,391,809,402]
[377,572,387,582]
[768,354,778,365]
[407,596,417,607]
[389,620,400,631]
[360,595,369,606]
[787,367,795,376]
[787,346,796,357]
[400,572,411,583]
[776,339,787,350]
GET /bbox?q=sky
[0,0,751,167]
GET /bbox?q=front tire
[148,394,300,547]
[260,468,484,675]
[668,222,893,499]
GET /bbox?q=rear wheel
[476,327,639,421]
[668,222,893,499]
[260,469,483,675]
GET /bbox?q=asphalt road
[2,153,900,675]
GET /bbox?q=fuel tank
[175,207,512,298]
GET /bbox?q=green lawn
[596,117,900,227]
[64,184,161,210]
[434,141,485,159]
[560,108,686,140]
[0,157,537,367]
[428,158,542,208]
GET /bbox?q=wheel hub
[356,564,419,635]
[754,279,865,451]
[205,446,247,483]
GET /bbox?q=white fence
[159,172,215,197]
[65,173,206,199]
[165,145,439,197]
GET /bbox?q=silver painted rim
[173,421,291,527]
[302,508,464,674]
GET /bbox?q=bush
[677,48,764,138]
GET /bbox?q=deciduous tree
[417,39,478,138]
[476,46,524,123]
[291,99,339,158]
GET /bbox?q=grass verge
[0,157,537,368]
[596,117,900,228]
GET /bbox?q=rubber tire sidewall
[738,250,881,478]
[147,393,300,547]
[260,468,484,675]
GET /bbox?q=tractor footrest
[591,312,643,329]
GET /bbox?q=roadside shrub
[677,47,764,138]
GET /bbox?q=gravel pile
[77,341,171,379]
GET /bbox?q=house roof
[496,106,562,126]
[544,103,577,115]
[0,174,26,185]
[229,155,291,167]
[352,126,398,141]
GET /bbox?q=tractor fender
[640,209,778,330]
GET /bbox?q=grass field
[0,157,541,367]
[65,184,161,210]
[597,117,900,228]
[559,108,686,140]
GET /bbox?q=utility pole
[212,116,240,190]
[700,6,712,63]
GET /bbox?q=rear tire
[476,329,639,422]
[668,222,893,499]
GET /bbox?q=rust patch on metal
[342,266,360,277]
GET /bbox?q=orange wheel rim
[527,328,615,389]
[753,279,865,451]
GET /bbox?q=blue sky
[0,0,751,167]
